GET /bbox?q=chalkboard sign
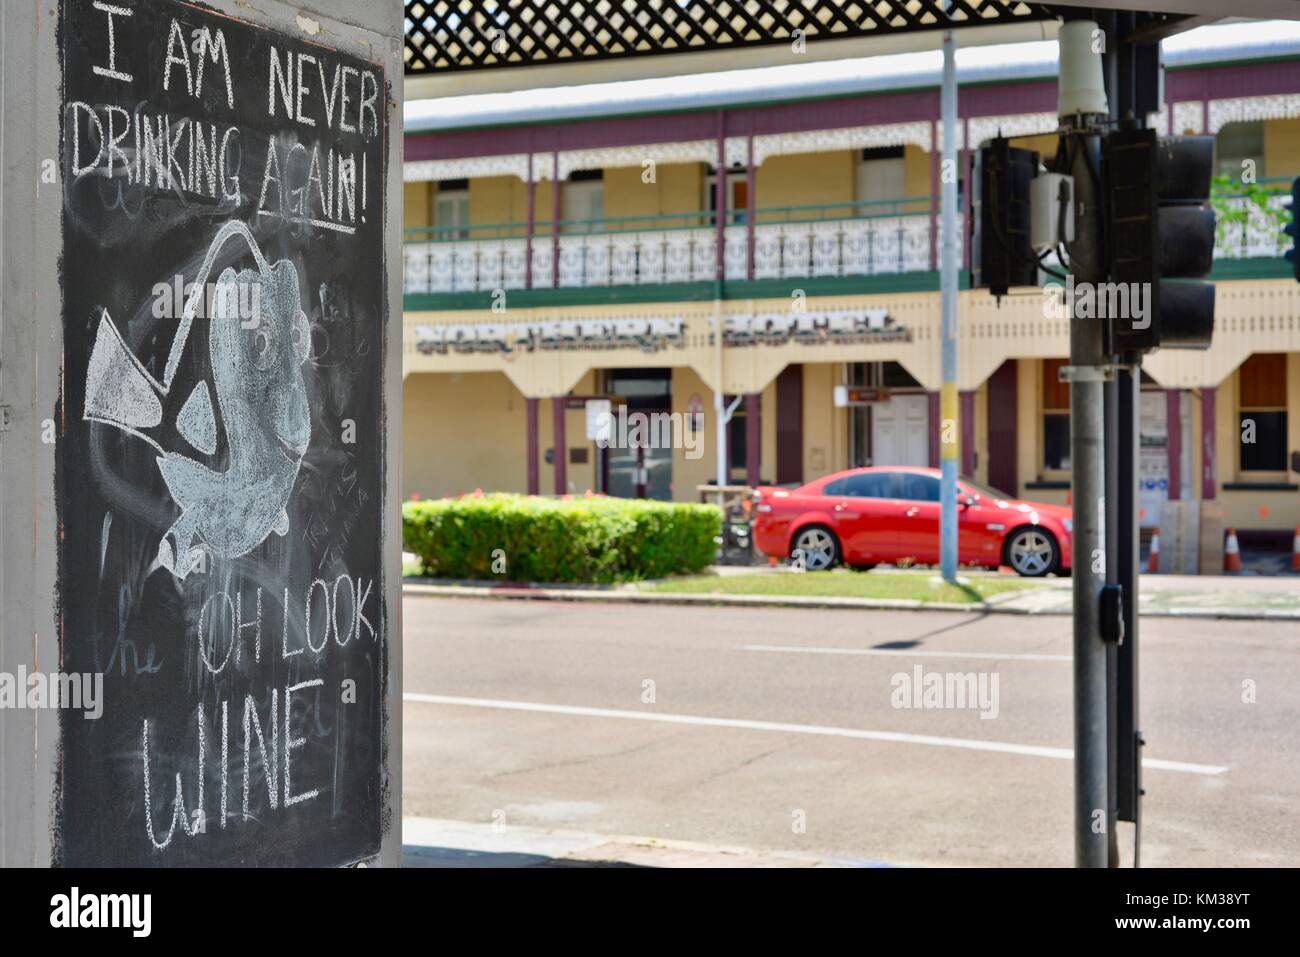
[57,0,389,866]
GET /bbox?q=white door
[871,394,929,466]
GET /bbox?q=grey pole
[939,25,959,583]
[1059,18,1111,868]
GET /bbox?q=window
[434,181,469,240]
[705,166,748,226]
[857,146,906,217]
[897,472,940,502]
[1238,353,1287,472]
[1214,121,1265,179]
[843,471,897,498]
[562,171,604,234]
[1042,358,1071,471]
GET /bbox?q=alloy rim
[795,529,835,570]
[1010,530,1053,575]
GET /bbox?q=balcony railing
[402,184,1293,296]
[403,198,959,294]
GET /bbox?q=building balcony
[403,198,959,297]
[402,181,1295,302]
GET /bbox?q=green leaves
[402,494,722,583]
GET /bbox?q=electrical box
[1031,172,1075,250]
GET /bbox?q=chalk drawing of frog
[83,221,312,579]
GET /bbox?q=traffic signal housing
[1102,129,1216,354]
[971,137,1040,298]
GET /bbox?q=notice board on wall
[57,0,390,866]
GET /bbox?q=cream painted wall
[1264,118,1300,179]
[670,365,717,502]
[902,144,930,202]
[405,181,431,230]
[757,151,855,215]
[801,363,847,481]
[604,161,705,227]
[403,371,527,498]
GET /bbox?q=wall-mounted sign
[415,318,685,355]
[724,309,908,347]
[833,385,893,407]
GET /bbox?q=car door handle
[905,506,921,517]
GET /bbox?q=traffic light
[1102,129,1216,354]
[1284,176,1300,282]
[971,137,1039,298]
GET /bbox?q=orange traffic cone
[1291,526,1300,572]
[1147,528,1160,573]
[1224,527,1243,573]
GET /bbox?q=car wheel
[791,525,840,571]
[1005,526,1059,577]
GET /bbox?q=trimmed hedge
[402,493,722,584]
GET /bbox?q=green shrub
[402,493,721,584]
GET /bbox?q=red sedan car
[753,466,1072,577]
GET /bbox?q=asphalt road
[402,596,1300,867]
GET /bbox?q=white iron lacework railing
[402,186,1288,295]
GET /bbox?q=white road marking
[404,693,1227,776]
[741,643,1071,662]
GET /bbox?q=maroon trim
[775,364,803,485]
[928,121,938,272]
[526,398,539,495]
[746,393,761,486]
[550,152,559,288]
[525,155,535,289]
[746,134,755,281]
[1201,387,1216,500]
[928,391,940,469]
[1166,389,1182,501]
[553,396,567,494]
[715,111,726,279]
[961,127,972,271]
[986,360,1017,496]
[960,390,975,477]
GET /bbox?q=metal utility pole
[938,24,959,583]
[1058,17,1111,868]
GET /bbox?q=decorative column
[1166,389,1182,500]
[746,133,756,280]
[960,390,976,477]
[525,153,535,289]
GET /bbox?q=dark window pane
[897,472,940,502]
[1044,414,1071,470]
[728,414,747,470]
[843,471,898,498]
[1240,411,1287,471]
[823,477,846,496]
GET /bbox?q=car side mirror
[959,496,976,509]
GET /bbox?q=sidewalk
[403,567,1300,621]
[402,817,887,868]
